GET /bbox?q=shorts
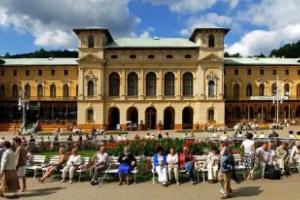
[17,166,26,177]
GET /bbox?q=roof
[73,27,114,43]
[0,58,77,66]
[190,27,230,41]
[224,57,300,66]
[105,37,199,49]
[1,57,300,67]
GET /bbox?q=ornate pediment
[198,53,223,64]
[85,71,98,81]
[77,54,104,64]
[206,71,219,80]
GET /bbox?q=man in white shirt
[61,148,82,184]
[90,146,109,185]
[256,142,270,179]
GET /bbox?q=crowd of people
[0,128,300,199]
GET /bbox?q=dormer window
[166,55,173,59]
[208,34,215,48]
[148,55,155,59]
[129,55,136,59]
[185,54,192,59]
[111,55,118,59]
[88,34,94,48]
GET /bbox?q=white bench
[99,156,140,184]
[26,155,46,178]
[233,154,246,171]
[194,155,208,182]
[41,155,60,174]
[77,157,90,182]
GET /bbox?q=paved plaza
[10,174,300,200]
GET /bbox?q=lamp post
[272,75,285,129]
[18,90,29,134]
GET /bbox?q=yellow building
[0,27,299,131]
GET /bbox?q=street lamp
[272,75,287,129]
[18,90,29,134]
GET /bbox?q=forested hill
[1,49,78,58]
[226,40,300,58]
[270,41,300,58]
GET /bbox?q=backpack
[264,165,281,180]
[220,154,233,172]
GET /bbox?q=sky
[0,0,300,56]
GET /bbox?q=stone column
[175,70,181,99]
[139,70,144,100]
[157,69,163,99]
[120,69,126,100]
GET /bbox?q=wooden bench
[26,155,46,178]
[41,155,60,174]
[194,155,208,182]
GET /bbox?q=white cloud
[223,0,240,9]
[179,13,232,36]
[0,0,139,49]
[227,23,300,56]
[0,7,8,25]
[130,27,155,38]
[228,0,300,56]
[145,0,217,13]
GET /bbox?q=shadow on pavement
[233,186,263,198]
[16,187,65,199]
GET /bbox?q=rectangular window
[298,69,300,75]
[13,70,17,76]
[285,69,289,75]
[260,69,264,75]
[247,69,251,75]
[273,69,277,75]
[51,69,55,76]
[1,70,4,76]
[224,69,226,76]
[38,70,42,76]
[26,70,30,76]
[234,69,239,75]
[64,69,68,76]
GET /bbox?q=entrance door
[182,107,193,129]
[108,107,120,130]
[145,107,156,129]
[164,107,175,130]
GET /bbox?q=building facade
[0,27,300,131]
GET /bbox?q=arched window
[87,109,94,122]
[109,72,120,96]
[24,84,30,98]
[50,84,56,97]
[297,84,300,98]
[208,80,215,97]
[284,83,290,96]
[208,108,214,121]
[246,84,252,97]
[88,34,94,48]
[63,84,69,97]
[271,83,277,96]
[0,85,5,97]
[146,72,156,96]
[259,83,265,96]
[233,84,240,100]
[127,72,138,96]
[37,84,43,97]
[87,81,94,97]
[208,34,215,48]
[12,84,18,98]
[183,72,193,96]
[164,72,175,96]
